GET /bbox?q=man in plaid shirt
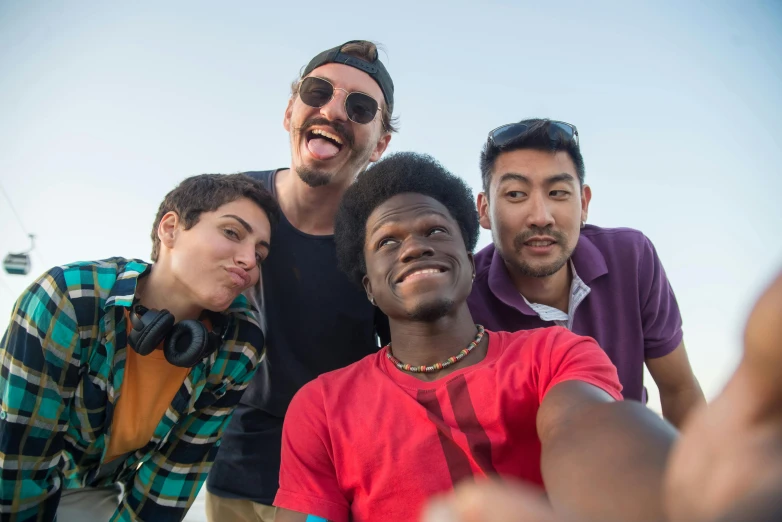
[0,173,278,522]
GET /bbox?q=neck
[509,261,572,313]
[275,167,352,235]
[387,304,486,381]
[137,263,203,322]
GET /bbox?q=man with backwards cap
[205,40,397,522]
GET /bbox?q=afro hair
[335,152,479,286]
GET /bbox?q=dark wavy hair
[335,152,479,286]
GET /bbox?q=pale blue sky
[1,1,781,413]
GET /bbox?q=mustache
[512,226,567,250]
[297,117,355,149]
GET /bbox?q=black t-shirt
[207,169,389,504]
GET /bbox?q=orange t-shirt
[104,311,191,462]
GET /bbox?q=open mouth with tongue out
[306,128,345,161]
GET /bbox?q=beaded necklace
[385,325,486,373]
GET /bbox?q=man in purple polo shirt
[467,118,705,427]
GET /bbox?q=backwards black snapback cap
[302,40,394,113]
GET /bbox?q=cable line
[0,181,46,267]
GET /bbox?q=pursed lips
[225,266,251,287]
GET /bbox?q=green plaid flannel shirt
[0,258,264,521]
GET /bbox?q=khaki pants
[205,490,276,522]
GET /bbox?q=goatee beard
[508,226,573,278]
[293,117,364,188]
[511,256,570,278]
[408,298,454,322]
[296,166,332,188]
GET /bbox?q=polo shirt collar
[569,230,608,284]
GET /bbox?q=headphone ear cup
[129,308,175,356]
[164,320,209,368]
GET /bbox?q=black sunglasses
[488,120,579,148]
[297,76,383,126]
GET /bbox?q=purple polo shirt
[467,225,683,402]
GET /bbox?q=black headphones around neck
[128,304,227,368]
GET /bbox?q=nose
[319,88,349,123]
[234,242,258,272]
[400,236,435,263]
[525,192,555,229]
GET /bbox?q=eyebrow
[498,172,577,186]
[315,75,379,99]
[222,214,271,249]
[368,210,451,237]
[547,173,577,185]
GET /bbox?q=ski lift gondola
[3,234,35,275]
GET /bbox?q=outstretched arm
[422,385,675,522]
[537,381,676,522]
[423,273,782,522]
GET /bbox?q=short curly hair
[150,173,280,261]
[335,152,479,286]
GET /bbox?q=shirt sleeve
[534,327,624,403]
[638,235,684,359]
[112,315,264,522]
[0,268,82,522]
[274,380,349,522]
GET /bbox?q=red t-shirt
[274,327,623,522]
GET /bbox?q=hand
[664,271,782,522]
[422,479,559,522]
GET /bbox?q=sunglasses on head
[488,120,579,148]
[297,76,383,126]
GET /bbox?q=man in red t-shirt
[273,152,677,522]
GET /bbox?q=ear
[361,274,374,304]
[369,132,392,163]
[283,96,295,133]
[477,192,492,230]
[157,211,181,250]
[468,252,476,280]
[581,184,592,224]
